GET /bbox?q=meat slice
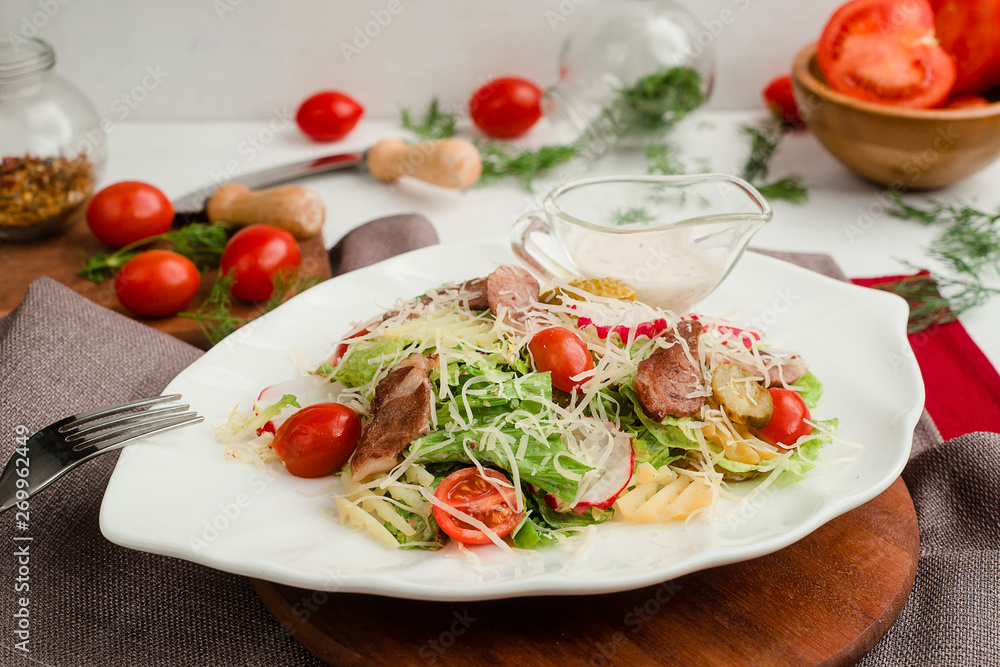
[486,265,540,330]
[457,277,489,310]
[350,353,436,482]
[633,320,705,420]
[717,350,809,387]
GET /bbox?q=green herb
[178,269,319,346]
[400,98,457,140]
[477,142,582,189]
[606,67,704,134]
[881,194,1000,331]
[80,223,234,282]
[645,141,685,175]
[613,206,655,225]
[739,122,809,204]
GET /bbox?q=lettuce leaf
[792,372,823,409]
[333,338,411,388]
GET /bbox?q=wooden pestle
[366,138,482,189]
[206,184,325,240]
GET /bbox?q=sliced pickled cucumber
[711,363,774,429]
[540,277,637,305]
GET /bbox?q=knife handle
[206,184,325,240]
[366,138,482,189]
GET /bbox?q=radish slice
[257,375,335,408]
[573,427,635,512]
[689,314,762,349]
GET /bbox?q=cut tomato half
[818,0,956,108]
[433,468,524,545]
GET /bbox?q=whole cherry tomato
[818,0,956,108]
[757,388,813,449]
[528,326,595,393]
[295,91,364,142]
[219,225,301,302]
[469,77,543,139]
[433,467,523,545]
[86,181,174,248]
[114,249,200,318]
[762,75,804,128]
[271,403,362,478]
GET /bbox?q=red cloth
[852,273,1000,439]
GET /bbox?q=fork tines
[59,394,203,453]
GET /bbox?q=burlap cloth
[1,218,997,666]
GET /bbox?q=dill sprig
[178,269,320,346]
[606,67,704,134]
[401,98,457,140]
[477,142,582,188]
[613,206,655,225]
[739,122,809,204]
[645,142,685,175]
[80,223,234,282]
[881,194,1000,332]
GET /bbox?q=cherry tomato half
[433,468,523,545]
[528,327,595,393]
[271,403,362,478]
[762,75,804,128]
[818,0,956,109]
[219,225,301,302]
[86,181,174,249]
[295,91,364,142]
[468,77,543,139]
[931,0,1000,96]
[756,388,812,449]
[114,249,200,318]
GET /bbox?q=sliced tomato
[930,0,1000,96]
[943,94,990,109]
[818,0,956,108]
[433,468,523,545]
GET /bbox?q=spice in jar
[0,154,94,231]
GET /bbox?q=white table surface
[100,111,1000,369]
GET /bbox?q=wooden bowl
[792,42,1000,189]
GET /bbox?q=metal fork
[0,394,203,513]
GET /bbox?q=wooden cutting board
[0,217,332,349]
[253,476,919,667]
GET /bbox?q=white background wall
[1,0,843,121]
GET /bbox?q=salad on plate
[215,265,837,552]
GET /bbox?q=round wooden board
[252,476,919,667]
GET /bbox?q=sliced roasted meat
[633,320,705,420]
[457,277,489,310]
[486,265,540,331]
[717,350,809,387]
[350,353,436,482]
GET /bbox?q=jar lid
[0,37,56,84]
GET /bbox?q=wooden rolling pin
[174,138,483,239]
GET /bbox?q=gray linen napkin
[1,226,996,666]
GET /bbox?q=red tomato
[469,77,543,139]
[271,403,362,478]
[762,75,804,128]
[433,468,523,545]
[528,327,595,393]
[943,94,991,109]
[114,249,200,318]
[331,327,371,365]
[757,388,813,449]
[295,91,364,142]
[86,181,174,249]
[219,225,301,302]
[931,0,1000,96]
[818,0,956,108]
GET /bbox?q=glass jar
[543,0,715,152]
[0,37,104,241]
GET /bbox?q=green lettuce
[333,338,412,388]
[792,372,824,409]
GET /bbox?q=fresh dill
[739,122,809,204]
[605,67,704,134]
[477,142,582,189]
[80,223,234,282]
[645,142,685,175]
[882,194,1000,332]
[178,269,320,346]
[613,206,656,225]
[400,98,457,140]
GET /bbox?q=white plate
[100,238,924,601]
